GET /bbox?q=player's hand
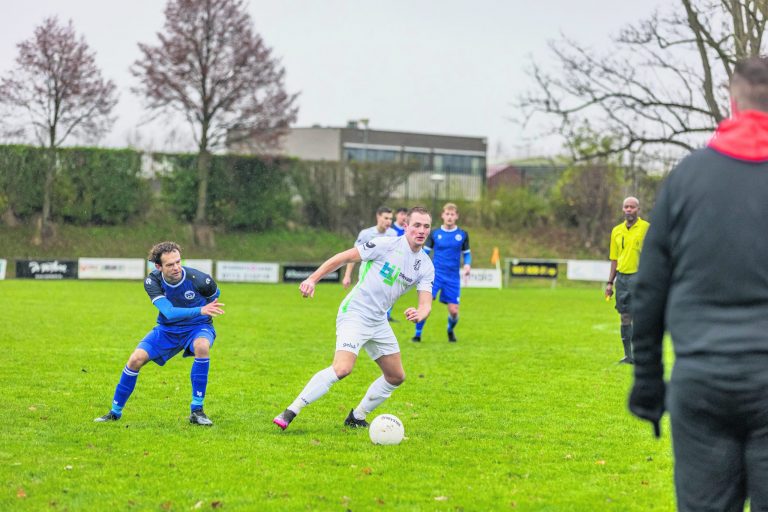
[342,275,352,289]
[404,307,421,323]
[201,298,225,317]
[605,283,614,299]
[300,279,316,298]
[628,377,665,439]
[463,264,471,286]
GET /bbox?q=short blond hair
[442,202,458,213]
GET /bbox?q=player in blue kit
[412,203,471,342]
[94,241,225,426]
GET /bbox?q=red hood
[708,110,768,161]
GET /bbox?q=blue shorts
[137,324,216,366]
[433,274,460,305]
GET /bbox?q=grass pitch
[2,280,675,511]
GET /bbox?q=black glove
[628,377,665,438]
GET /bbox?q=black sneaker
[189,409,213,426]
[94,411,121,422]
[273,409,296,431]
[448,331,457,342]
[344,408,369,428]
[411,336,421,342]
[618,356,634,365]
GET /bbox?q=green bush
[0,145,147,224]
[157,152,294,230]
[0,145,46,219]
[54,148,148,224]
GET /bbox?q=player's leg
[188,334,214,426]
[349,353,404,427]
[413,281,440,341]
[274,316,364,430]
[447,303,459,342]
[94,347,150,422]
[669,375,747,511]
[619,313,633,363]
[274,351,357,430]
[615,274,634,363]
[742,382,768,509]
[350,326,403,427]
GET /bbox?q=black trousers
[669,367,768,511]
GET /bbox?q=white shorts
[335,314,400,360]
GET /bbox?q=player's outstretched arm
[404,290,432,323]
[153,297,223,321]
[300,248,361,298]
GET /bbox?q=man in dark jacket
[629,57,768,511]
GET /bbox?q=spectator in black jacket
[630,56,768,511]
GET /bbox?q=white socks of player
[288,366,339,415]
[353,375,399,420]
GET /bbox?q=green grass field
[2,280,676,511]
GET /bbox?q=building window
[433,153,485,174]
[404,152,430,170]
[344,147,399,163]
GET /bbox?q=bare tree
[0,17,117,243]
[132,0,299,247]
[520,0,768,163]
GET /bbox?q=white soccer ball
[369,414,405,445]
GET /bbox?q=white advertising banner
[0,259,6,280]
[145,259,214,275]
[461,268,502,288]
[78,258,146,280]
[567,260,612,282]
[216,261,279,283]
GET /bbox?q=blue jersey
[144,266,219,330]
[425,227,471,278]
[391,223,406,236]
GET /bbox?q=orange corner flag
[490,247,500,265]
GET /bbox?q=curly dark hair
[148,241,181,265]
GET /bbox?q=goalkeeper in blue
[94,241,225,426]
[412,203,471,342]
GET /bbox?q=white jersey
[339,236,434,322]
[355,226,398,245]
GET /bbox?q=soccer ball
[369,414,405,445]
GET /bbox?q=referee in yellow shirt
[605,196,650,364]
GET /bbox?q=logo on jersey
[145,278,152,285]
[414,259,422,271]
[364,241,376,249]
[437,234,443,240]
[205,278,211,284]
[184,290,196,300]
[379,262,401,286]
[455,234,463,241]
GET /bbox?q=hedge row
[0,145,295,229]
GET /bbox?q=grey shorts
[614,272,635,315]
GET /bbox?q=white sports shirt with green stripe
[339,235,434,323]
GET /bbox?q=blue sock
[415,319,426,337]
[447,314,458,333]
[111,365,139,416]
[191,358,210,411]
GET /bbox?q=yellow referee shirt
[609,217,650,274]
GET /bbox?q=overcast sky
[0,1,660,162]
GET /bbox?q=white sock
[288,366,339,414]
[353,375,399,420]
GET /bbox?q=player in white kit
[273,207,435,430]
